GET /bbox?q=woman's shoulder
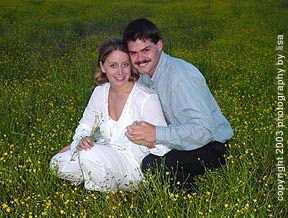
[95,83,109,91]
[134,82,153,96]
[88,83,109,102]
[133,82,160,105]
[91,83,109,94]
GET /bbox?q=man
[124,18,233,190]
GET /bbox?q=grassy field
[0,0,287,217]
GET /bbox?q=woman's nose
[117,66,124,75]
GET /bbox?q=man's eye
[144,48,149,53]
[130,52,136,56]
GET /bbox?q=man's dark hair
[123,18,161,44]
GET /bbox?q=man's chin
[136,69,149,75]
[133,65,147,74]
[139,71,149,75]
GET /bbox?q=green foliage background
[0,0,287,217]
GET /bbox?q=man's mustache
[135,60,150,65]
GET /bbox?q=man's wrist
[155,126,166,144]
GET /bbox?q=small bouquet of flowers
[70,113,107,161]
[90,112,111,144]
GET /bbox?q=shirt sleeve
[140,94,171,156]
[70,87,100,153]
[70,123,92,154]
[155,78,214,150]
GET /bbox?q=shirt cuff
[155,126,176,149]
[70,123,92,153]
[70,140,79,154]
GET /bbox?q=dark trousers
[141,141,230,191]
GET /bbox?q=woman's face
[100,50,131,88]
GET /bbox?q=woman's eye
[123,62,130,67]
[110,64,116,68]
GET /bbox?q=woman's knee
[50,153,61,171]
[49,150,72,173]
[79,148,103,169]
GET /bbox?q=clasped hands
[125,121,156,148]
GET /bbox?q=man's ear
[157,40,163,51]
[100,61,105,73]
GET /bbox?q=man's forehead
[127,38,153,51]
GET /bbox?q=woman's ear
[100,61,105,73]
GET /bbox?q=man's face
[127,39,162,76]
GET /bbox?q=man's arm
[126,94,170,155]
[155,78,214,150]
[126,94,166,148]
[126,77,215,150]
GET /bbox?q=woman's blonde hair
[95,38,139,85]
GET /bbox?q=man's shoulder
[163,53,205,83]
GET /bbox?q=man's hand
[77,136,94,151]
[125,121,156,148]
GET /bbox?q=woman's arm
[70,86,101,153]
[140,94,171,155]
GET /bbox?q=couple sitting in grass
[50,18,233,192]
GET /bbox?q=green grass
[0,0,287,217]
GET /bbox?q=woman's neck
[110,81,135,95]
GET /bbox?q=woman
[50,39,170,192]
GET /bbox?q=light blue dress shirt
[138,51,233,150]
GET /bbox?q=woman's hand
[77,136,94,151]
[59,144,71,153]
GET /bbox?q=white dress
[50,82,170,192]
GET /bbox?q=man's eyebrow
[141,46,151,51]
[129,46,151,53]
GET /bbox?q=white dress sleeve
[70,123,92,154]
[140,94,171,156]
[70,86,102,154]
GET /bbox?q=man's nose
[136,53,145,63]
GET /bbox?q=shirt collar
[150,50,167,84]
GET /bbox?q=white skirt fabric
[50,143,143,192]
